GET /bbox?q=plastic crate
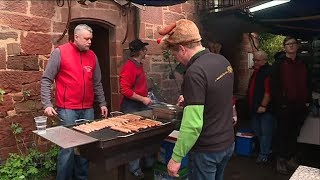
[158,140,188,169]
[154,162,188,180]
[235,129,255,156]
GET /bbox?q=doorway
[68,20,111,118]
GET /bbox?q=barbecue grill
[34,109,179,179]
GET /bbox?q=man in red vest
[41,24,108,180]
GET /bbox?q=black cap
[129,39,149,52]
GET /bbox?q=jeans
[188,143,234,180]
[251,112,274,158]
[56,108,94,180]
[120,98,152,174]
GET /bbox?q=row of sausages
[73,114,162,134]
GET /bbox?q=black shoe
[276,158,291,175]
[286,157,299,171]
[256,155,268,164]
[133,169,145,179]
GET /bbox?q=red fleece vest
[55,42,96,109]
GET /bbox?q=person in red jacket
[41,24,108,180]
[119,39,153,179]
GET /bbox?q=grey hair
[74,24,93,35]
[253,50,268,60]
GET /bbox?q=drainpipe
[134,7,140,39]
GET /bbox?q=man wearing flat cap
[119,39,153,179]
[158,19,234,180]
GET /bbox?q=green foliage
[22,90,31,99]
[259,33,285,64]
[0,88,5,103]
[0,123,58,179]
[0,146,58,180]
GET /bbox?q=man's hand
[167,159,180,177]
[176,95,184,106]
[257,106,266,113]
[142,97,152,105]
[100,106,108,118]
[44,107,57,116]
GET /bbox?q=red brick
[0,1,28,14]
[7,43,21,56]
[141,7,163,25]
[146,73,162,88]
[22,82,41,98]
[7,55,39,71]
[15,100,42,114]
[21,33,52,55]
[0,13,51,33]
[148,55,163,63]
[0,71,43,93]
[145,29,154,39]
[110,76,119,93]
[110,57,123,76]
[111,93,121,111]
[110,5,120,11]
[0,146,19,160]
[115,27,126,42]
[139,23,146,39]
[83,9,121,26]
[143,40,162,55]
[96,2,110,9]
[0,95,14,118]
[0,48,6,70]
[53,21,67,33]
[143,56,151,72]
[169,4,182,13]
[30,1,55,19]
[61,7,81,22]
[0,32,18,40]
[164,12,185,25]
[162,79,179,89]
[52,34,69,47]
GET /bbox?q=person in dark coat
[270,36,311,174]
[248,50,274,164]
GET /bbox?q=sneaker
[286,157,299,171]
[276,158,291,175]
[133,169,145,179]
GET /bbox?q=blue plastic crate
[158,141,188,169]
[235,129,255,156]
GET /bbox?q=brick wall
[0,0,133,160]
[138,1,196,104]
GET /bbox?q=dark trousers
[120,98,150,114]
[275,104,308,159]
[120,98,152,173]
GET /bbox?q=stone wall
[138,2,196,103]
[0,0,134,160]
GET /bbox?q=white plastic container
[34,116,47,134]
